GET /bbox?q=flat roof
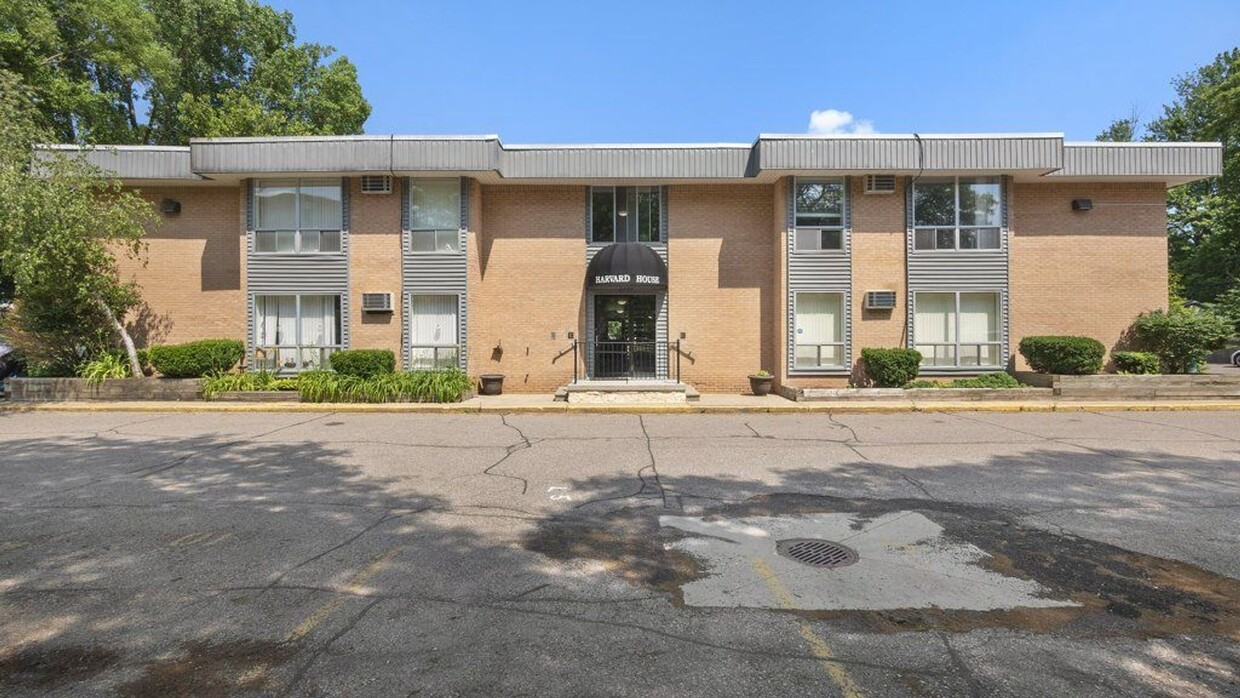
[36,133,1222,185]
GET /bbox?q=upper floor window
[912,177,1002,251]
[590,186,661,243]
[254,179,343,254]
[409,179,462,253]
[793,179,845,251]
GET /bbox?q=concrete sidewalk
[2,393,1240,413]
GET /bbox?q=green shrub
[861,348,922,387]
[78,353,131,385]
[329,349,395,378]
[148,339,245,378]
[1130,308,1233,374]
[905,372,1021,389]
[1111,351,1161,375]
[297,369,473,403]
[1018,336,1105,375]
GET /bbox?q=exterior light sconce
[161,198,182,215]
[1071,199,1092,212]
[617,209,628,217]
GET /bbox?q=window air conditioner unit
[361,292,393,313]
[360,175,392,194]
[864,174,896,194]
[865,290,897,310]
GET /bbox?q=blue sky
[272,0,1240,143]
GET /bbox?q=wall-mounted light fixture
[161,198,182,215]
[1071,198,1092,212]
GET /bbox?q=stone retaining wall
[1015,372,1240,399]
[6,378,203,402]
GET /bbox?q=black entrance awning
[586,242,667,292]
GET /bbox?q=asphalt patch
[116,639,298,698]
[524,493,1240,638]
[0,644,119,689]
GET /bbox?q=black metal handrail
[572,340,681,383]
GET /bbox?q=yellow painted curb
[2,399,1239,415]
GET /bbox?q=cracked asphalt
[1,409,1238,697]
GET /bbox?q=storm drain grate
[775,538,859,569]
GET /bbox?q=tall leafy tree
[0,0,369,144]
[0,71,156,375]
[1146,49,1240,302]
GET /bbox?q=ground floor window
[913,292,1001,367]
[254,294,343,372]
[794,292,845,369]
[409,294,460,370]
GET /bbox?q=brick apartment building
[45,133,1221,393]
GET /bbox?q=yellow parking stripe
[287,547,400,642]
[753,558,864,698]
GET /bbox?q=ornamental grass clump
[297,369,472,403]
[201,371,298,398]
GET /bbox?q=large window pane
[637,188,660,242]
[959,293,999,343]
[256,180,297,230]
[959,178,1001,227]
[435,229,460,253]
[794,293,844,367]
[411,179,461,230]
[256,295,297,346]
[913,180,955,226]
[795,181,844,227]
[591,188,615,242]
[410,294,459,347]
[795,229,821,251]
[300,295,341,347]
[299,179,342,230]
[914,293,955,344]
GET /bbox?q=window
[590,186,662,243]
[410,179,462,253]
[913,292,1001,367]
[254,294,343,372]
[793,179,845,251]
[409,294,460,370]
[794,292,846,369]
[912,177,1001,251]
[254,179,343,254]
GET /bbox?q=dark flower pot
[479,374,505,396]
[748,374,774,396]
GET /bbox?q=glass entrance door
[593,295,658,379]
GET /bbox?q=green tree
[0,72,156,376]
[0,0,369,145]
[1145,49,1240,302]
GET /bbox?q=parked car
[0,341,16,381]
[1233,348,1240,367]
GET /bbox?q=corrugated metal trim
[786,176,853,376]
[501,146,752,179]
[33,145,199,180]
[760,135,1063,172]
[1052,143,1222,177]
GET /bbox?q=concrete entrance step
[555,381,700,404]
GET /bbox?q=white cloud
[807,109,876,135]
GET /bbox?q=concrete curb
[2,399,1239,414]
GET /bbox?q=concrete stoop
[554,381,700,404]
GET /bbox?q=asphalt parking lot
[1,410,1238,697]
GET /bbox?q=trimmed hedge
[1018,336,1104,375]
[148,339,245,378]
[330,349,395,378]
[861,348,922,387]
[906,372,1022,389]
[1112,351,1161,375]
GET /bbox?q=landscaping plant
[148,339,245,378]
[329,349,396,378]
[861,348,922,387]
[1018,336,1105,375]
[1111,351,1162,375]
[296,369,473,403]
[79,353,132,386]
[905,373,1022,389]
[1130,308,1233,374]
[201,371,298,398]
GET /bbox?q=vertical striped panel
[402,177,469,370]
[905,176,1011,371]
[786,176,852,376]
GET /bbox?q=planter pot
[479,374,505,396]
[748,375,774,396]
